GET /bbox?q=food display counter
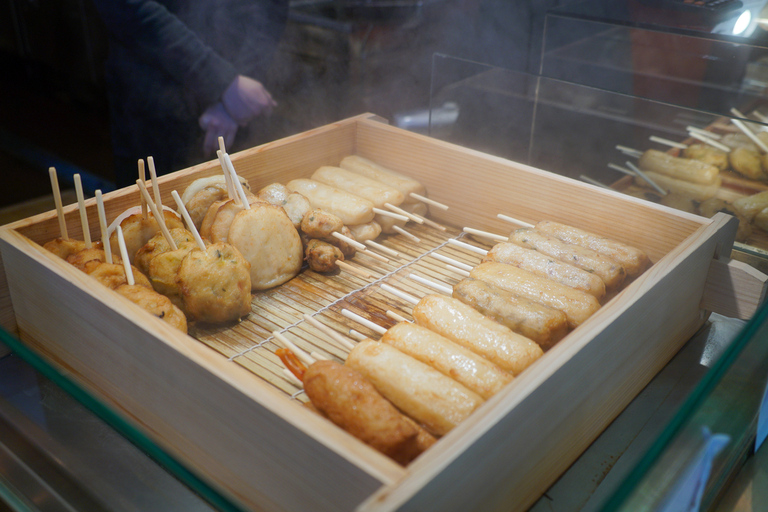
[0,111,766,511]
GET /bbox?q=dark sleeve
[91,0,239,108]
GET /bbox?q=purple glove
[222,75,277,126]
[199,102,238,156]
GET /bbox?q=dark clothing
[91,0,288,186]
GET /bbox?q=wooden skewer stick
[409,273,452,295]
[687,126,722,140]
[340,309,387,335]
[310,351,329,362]
[282,369,304,387]
[302,314,356,351]
[446,264,471,277]
[496,214,534,228]
[730,116,768,153]
[380,283,419,305]
[687,131,731,152]
[384,203,424,224]
[348,329,367,342]
[331,231,366,251]
[409,193,448,210]
[218,135,227,154]
[372,207,409,222]
[364,239,400,258]
[649,135,687,149]
[463,227,507,242]
[447,238,488,256]
[171,190,206,251]
[625,161,667,196]
[754,111,768,124]
[136,180,178,251]
[336,260,371,278]
[115,225,134,286]
[73,174,92,248]
[615,145,643,158]
[272,330,316,367]
[223,152,250,208]
[359,248,390,264]
[147,157,164,211]
[48,167,68,239]
[138,159,148,219]
[386,310,409,323]
[580,175,612,190]
[216,150,236,201]
[412,213,447,231]
[392,225,420,243]
[430,253,473,272]
[607,163,635,176]
[95,190,113,264]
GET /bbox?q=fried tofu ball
[114,284,187,333]
[305,239,344,273]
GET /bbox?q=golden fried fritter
[304,239,343,272]
[301,209,344,239]
[87,262,152,290]
[177,243,252,324]
[114,284,187,333]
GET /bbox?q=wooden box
[0,114,765,512]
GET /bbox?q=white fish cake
[227,203,303,290]
[340,155,425,204]
[286,178,375,226]
[312,166,405,208]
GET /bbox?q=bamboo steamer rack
[0,114,766,512]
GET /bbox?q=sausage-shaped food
[412,294,543,375]
[287,178,375,226]
[301,358,435,465]
[312,166,405,209]
[381,322,513,399]
[304,239,344,273]
[733,190,768,221]
[346,340,484,437]
[534,220,650,278]
[682,144,729,171]
[633,171,721,202]
[340,155,425,205]
[470,262,601,328]
[638,149,720,185]
[509,228,626,290]
[484,242,606,298]
[348,221,382,242]
[452,278,568,349]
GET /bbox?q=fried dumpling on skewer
[107,209,185,264]
[114,284,188,334]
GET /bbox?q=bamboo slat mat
[187,220,503,401]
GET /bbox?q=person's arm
[92,0,238,109]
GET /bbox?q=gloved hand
[199,102,238,156]
[222,75,277,126]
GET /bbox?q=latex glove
[199,102,238,156]
[222,75,277,126]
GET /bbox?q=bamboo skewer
[115,225,134,286]
[392,225,420,243]
[364,240,400,258]
[496,214,534,228]
[384,203,424,224]
[447,238,488,256]
[73,174,92,248]
[616,145,642,158]
[302,314,356,351]
[412,213,447,231]
[625,161,667,196]
[446,264,471,277]
[95,190,113,264]
[409,193,448,210]
[463,227,507,242]
[147,157,164,212]
[380,283,419,305]
[136,180,177,251]
[607,163,635,176]
[348,329,367,342]
[331,232,366,251]
[49,167,68,239]
[687,126,722,140]
[580,175,612,190]
[729,113,768,153]
[340,309,387,335]
[409,273,452,295]
[171,190,207,251]
[430,253,473,272]
[223,152,251,209]
[216,151,236,201]
[686,131,731,152]
[649,135,687,149]
[372,208,409,222]
[386,310,409,323]
[272,331,316,367]
[138,159,148,219]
